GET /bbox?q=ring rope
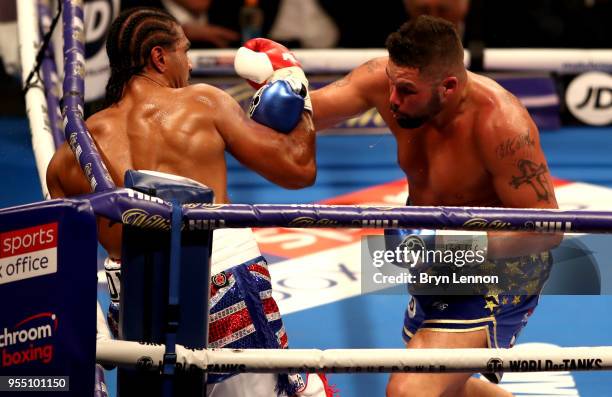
[16,0,56,198]
[96,339,612,373]
[189,48,612,75]
[61,0,115,192]
[38,0,65,149]
[80,189,612,233]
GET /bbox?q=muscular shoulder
[359,57,388,75]
[165,84,238,123]
[471,73,538,151]
[85,107,121,140]
[326,56,389,107]
[180,83,230,107]
[348,57,388,88]
[469,75,542,176]
[46,142,90,198]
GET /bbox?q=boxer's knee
[387,373,475,397]
[386,374,409,397]
[387,374,443,397]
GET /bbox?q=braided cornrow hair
[104,7,179,106]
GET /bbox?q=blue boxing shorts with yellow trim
[401,251,553,383]
[385,197,553,383]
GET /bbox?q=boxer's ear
[441,76,458,97]
[149,46,166,73]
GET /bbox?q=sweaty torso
[55,80,228,257]
[373,72,508,207]
[87,81,228,201]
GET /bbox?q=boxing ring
[5,0,612,395]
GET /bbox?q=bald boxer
[46,7,330,397]
[237,16,561,397]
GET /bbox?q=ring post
[118,171,213,397]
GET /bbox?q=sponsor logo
[188,219,226,230]
[136,356,154,370]
[126,189,165,205]
[84,163,98,190]
[288,217,340,227]
[494,343,580,396]
[0,223,58,285]
[561,62,612,73]
[68,133,82,163]
[104,261,121,304]
[121,209,170,230]
[524,221,572,232]
[487,358,503,373]
[400,235,426,253]
[408,297,416,318]
[211,272,228,288]
[183,203,227,210]
[248,88,262,117]
[432,301,448,311]
[84,0,116,58]
[206,363,247,373]
[565,72,612,126]
[354,219,400,228]
[463,218,512,230]
[508,358,602,372]
[1,312,58,367]
[76,0,120,101]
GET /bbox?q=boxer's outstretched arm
[310,57,389,131]
[214,89,316,189]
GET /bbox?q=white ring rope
[97,340,612,373]
[190,48,612,75]
[17,0,55,199]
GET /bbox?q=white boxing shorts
[104,228,332,396]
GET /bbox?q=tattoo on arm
[495,130,535,159]
[364,59,381,73]
[333,58,381,88]
[332,71,353,88]
[509,159,551,202]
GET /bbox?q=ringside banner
[0,199,97,396]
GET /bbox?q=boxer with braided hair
[104,7,179,106]
[47,7,333,397]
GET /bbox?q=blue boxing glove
[248,78,307,133]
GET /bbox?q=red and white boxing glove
[234,38,312,113]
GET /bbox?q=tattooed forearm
[495,130,535,159]
[509,159,551,202]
